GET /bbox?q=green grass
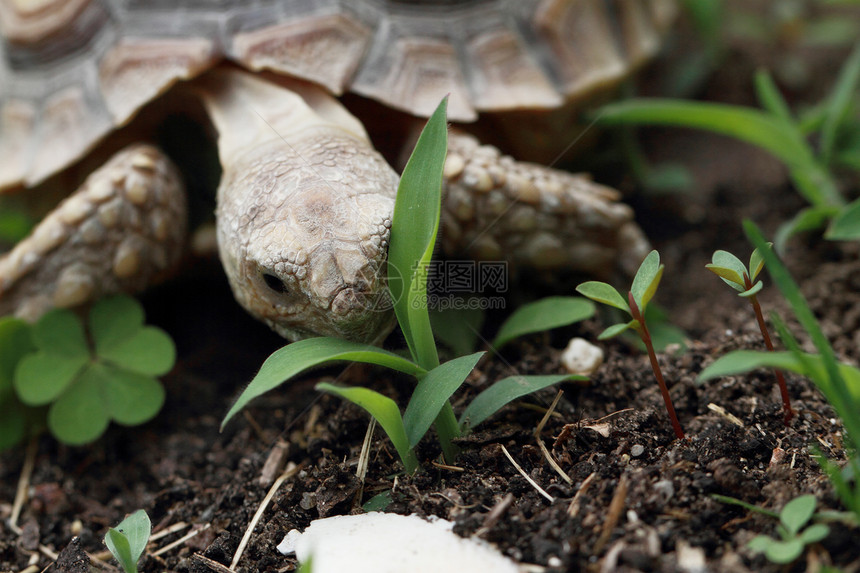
[597,42,860,248]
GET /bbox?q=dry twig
[707,403,744,427]
[567,471,597,517]
[594,474,629,554]
[193,553,235,573]
[259,441,290,487]
[151,523,211,557]
[500,445,554,503]
[230,462,300,569]
[476,493,514,537]
[535,391,573,485]
[9,437,38,535]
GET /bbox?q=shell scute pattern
[0,0,675,190]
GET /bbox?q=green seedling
[576,250,685,440]
[747,495,830,564]
[0,295,174,448]
[706,246,794,423]
[702,221,860,522]
[104,509,151,573]
[597,42,860,248]
[222,98,590,472]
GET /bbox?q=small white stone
[676,540,707,573]
[654,479,674,500]
[561,337,604,376]
[277,512,518,573]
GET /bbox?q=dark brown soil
[3,10,860,573]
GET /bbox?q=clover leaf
[12,295,173,445]
[0,316,39,450]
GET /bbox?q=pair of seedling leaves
[575,250,664,341]
[748,494,830,564]
[574,245,773,440]
[0,296,174,448]
[105,509,151,573]
[577,246,765,339]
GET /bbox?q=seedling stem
[743,272,794,424]
[628,292,685,440]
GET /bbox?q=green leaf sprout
[747,495,830,564]
[703,222,860,523]
[705,246,794,423]
[105,509,152,573]
[577,250,685,440]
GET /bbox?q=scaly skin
[441,131,649,278]
[0,145,186,320]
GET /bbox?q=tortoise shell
[0,0,675,190]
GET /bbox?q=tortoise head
[216,130,399,342]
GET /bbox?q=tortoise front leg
[0,145,186,320]
[440,131,650,279]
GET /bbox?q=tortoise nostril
[262,273,288,294]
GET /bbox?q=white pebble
[561,338,604,376]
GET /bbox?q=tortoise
[0,0,673,342]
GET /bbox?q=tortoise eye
[262,273,288,294]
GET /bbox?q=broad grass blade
[403,352,484,448]
[388,98,448,369]
[316,382,418,473]
[458,374,583,430]
[222,338,424,428]
[491,297,595,349]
